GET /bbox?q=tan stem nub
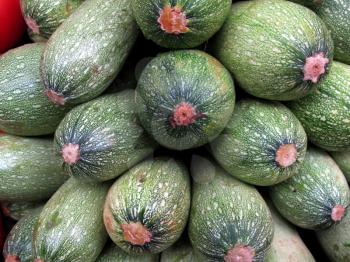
[45,89,65,106]
[121,222,152,246]
[34,259,45,262]
[170,102,202,128]
[158,5,189,35]
[25,16,40,34]
[61,143,80,165]
[224,244,255,262]
[331,205,345,222]
[275,144,297,168]
[303,52,329,83]
[5,255,21,262]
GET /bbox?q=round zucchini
[189,156,274,261]
[210,99,307,186]
[33,178,109,262]
[135,50,235,151]
[3,208,42,262]
[269,147,350,230]
[288,61,350,151]
[41,0,138,105]
[54,90,156,182]
[160,239,196,262]
[131,0,231,49]
[0,134,68,202]
[0,43,71,136]
[103,158,191,254]
[212,0,333,101]
[20,0,85,42]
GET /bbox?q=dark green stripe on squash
[54,90,157,182]
[0,134,68,202]
[210,99,307,186]
[33,178,109,262]
[189,156,274,261]
[131,0,231,49]
[269,147,350,230]
[0,43,71,136]
[211,0,333,101]
[103,157,191,254]
[41,0,138,105]
[135,50,235,151]
[20,0,85,42]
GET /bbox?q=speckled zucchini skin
[3,207,42,262]
[288,62,350,151]
[212,0,333,101]
[160,240,196,262]
[189,156,274,261]
[0,44,71,136]
[1,200,45,221]
[33,178,109,262]
[41,0,138,105]
[291,0,350,64]
[269,148,350,230]
[316,210,350,262]
[54,90,156,182]
[210,99,307,186]
[104,158,191,254]
[0,134,68,202]
[265,201,315,262]
[20,0,85,42]
[331,151,350,182]
[97,243,159,262]
[135,50,235,151]
[131,0,231,49]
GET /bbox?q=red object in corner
[0,0,26,54]
[0,211,4,250]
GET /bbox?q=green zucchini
[265,200,315,262]
[3,207,42,262]
[1,200,45,221]
[210,99,307,186]
[135,50,235,151]
[33,178,109,262]
[331,151,350,182]
[316,209,350,262]
[269,147,350,230]
[288,61,350,151]
[189,156,274,261]
[103,158,191,254]
[212,0,333,101]
[54,90,156,182]
[20,0,85,42]
[0,43,71,136]
[290,0,350,64]
[0,134,68,202]
[41,0,138,106]
[131,0,231,49]
[97,243,159,262]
